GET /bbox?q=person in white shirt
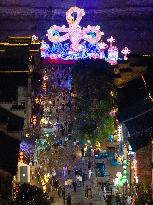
[88,169,92,179]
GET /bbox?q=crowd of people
[35,67,133,205]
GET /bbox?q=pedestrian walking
[126,195,132,205]
[58,186,62,197]
[62,187,65,199]
[72,181,77,192]
[66,193,71,205]
[107,195,112,205]
[78,175,82,186]
[84,169,88,180]
[85,185,88,198]
[62,187,66,204]
[88,169,92,179]
[81,146,84,158]
[54,179,59,190]
[82,173,85,186]
[63,165,67,176]
[88,159,91,170]
[88,187,92,199]
[116,192,121,205]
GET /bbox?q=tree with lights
[15,183,50,205]
[72,59,116,143]
[134,182,153,205]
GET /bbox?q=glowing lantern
[116,172,122,178]
[40,40,50,57]
[32,35,38,43]
[107,36,115,47]
[96,141,101,148]
[114,172,123,187]
[108,46,118,65]
[19,152,24,163]
[42,82,47,92]
[121,47,130,60]
[98,41,108,59]
[76,150,82,159]
[43,74,48,81]
[35,97,40,104]
[25,133,30,138]
[32,116,37,125]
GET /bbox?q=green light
[121,178,127,183]
[114,178,123,188]
[123,159,128,165]
[122,175,127,179]
[122,170,127,175]
[123,165,127,169]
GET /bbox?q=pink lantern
[98,41,108,59]
[107,36,115,47]
[108,46,118,65]
[121,47,131,60]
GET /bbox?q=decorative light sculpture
[43,74,49,81]
[107,36,115,47]
[121,47,131,60]
[32,35,38,43]
[117,124,122,142]
[47,7,102,52]
[98,41,108,59]
[41,6,130,64]
[108,46,119,65]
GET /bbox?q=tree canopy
[72,59,116,143]
[15,183,50,205]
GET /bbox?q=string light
[117,124,122,142]
[141,74,153,102]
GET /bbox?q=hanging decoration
[41,6,130,63]
[31,115,37,125]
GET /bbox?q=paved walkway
[50,185,106,205]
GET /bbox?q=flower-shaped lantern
[121,47,131,60]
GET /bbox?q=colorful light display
[122,159,128,183]
[121,47,131,60]
[41,6,129,63]
[117,124,122,142]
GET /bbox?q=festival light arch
[41,6,130,65]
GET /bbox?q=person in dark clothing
[54,179,59,190]
[116,192,121,205]
[81,146,84,157]
[84,169,87,180]
[107,195,112,205]
[67,193,71,205]
[72,181,77,192]
[88,160,91,170]
[85,185,88,198]
[58,186,62,197]
[62,187,65,203]
[82,173,85,186]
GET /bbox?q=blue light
[42,41,102,60]
[90,32,96,38]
